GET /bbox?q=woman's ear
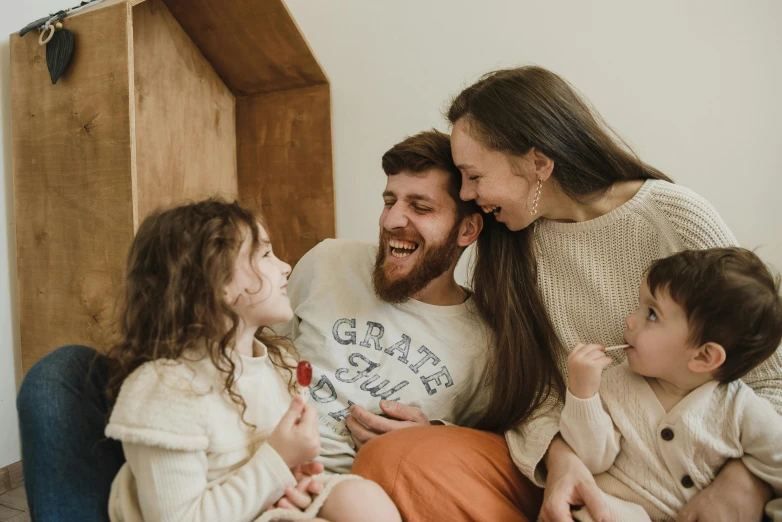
[457,212,483,248]
[688,342,727,374]
[531,147,555,182]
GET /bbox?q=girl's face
[451,118,540,232]
[225,223,293,330]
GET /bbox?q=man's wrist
[720,459,772,502]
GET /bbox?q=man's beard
[372,224,462,303]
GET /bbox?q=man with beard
[15,130,498,521]
[274,129,490,475]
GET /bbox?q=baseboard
[0,461,23,496]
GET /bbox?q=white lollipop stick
[604,344,630,352]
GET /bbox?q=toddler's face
[622,278,696,380]
[226,222,293,330]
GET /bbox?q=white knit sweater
[559,362,782,521]
[105,342,356,522]
[505,180,782,487]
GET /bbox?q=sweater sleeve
[505,395,562,487]
[737,388,782,496]
[105,361,211,451]
[741,350,782,416]
[650,182,738,251]
[653,184,782,414]
[559,390,621,474]
[123,442,296,522]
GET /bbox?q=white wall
[283,0,782,282]
[1,1,781,469]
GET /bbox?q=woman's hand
[268,395,321,468]
[567,344,612,399]
[539,436,613,522]
[675,459,771,522]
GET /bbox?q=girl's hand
[567,344,613,399]
[268,395,321,468]
[539,436,613,522]
[268,461,326,512]
[268,476,323,511]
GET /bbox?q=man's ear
[530,147,555,183]
[688,342,727,374]
[457,212,483,248]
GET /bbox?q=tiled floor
[0,486,29,522]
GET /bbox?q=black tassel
[46,28,75,84]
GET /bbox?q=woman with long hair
[354,66,781,522]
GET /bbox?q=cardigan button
[681,475,694,488]
[661,428,674,441]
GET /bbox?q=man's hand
[346,400,429,449]
[567,343,613,399]
[675,459,771,522]
[267,461,325,512]
[539,436,613,522]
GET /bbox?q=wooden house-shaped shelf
[11,0,335,372]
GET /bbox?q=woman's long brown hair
[448,66,672,433]
[105,199,296,426]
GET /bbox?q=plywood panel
[11,2,134,372]
[162,0,326,96]
[236,84,335,266]
[132,0,238,223]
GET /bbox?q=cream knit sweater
[560,362,782,521]
[505,180,782,487]
[105,341,356,522]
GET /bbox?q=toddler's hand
[268,395,321,468]
[567,343,613,399]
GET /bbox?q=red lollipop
[296,361,312,387]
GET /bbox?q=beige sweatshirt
[505,180,782,487]
[275,239,492,474]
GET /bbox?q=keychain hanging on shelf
[18,0,106,84]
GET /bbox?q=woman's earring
[531,178,542,216]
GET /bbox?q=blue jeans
[16,345,125,522]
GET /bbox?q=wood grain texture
[0,482,26,512]
[11,2,134,372]
[161,0,326,96]
[0,502,29,522]
[0,462,23,498]
[132,0,237,222]
[236,84,335,266]
[12,0,335,374]
[6,464,21,493]
[0,468,8,497]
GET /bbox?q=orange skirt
[352,425,543,522]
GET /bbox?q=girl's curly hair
[105,199,297,426]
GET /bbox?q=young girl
[561,248,782,521]
[104,199,400,522]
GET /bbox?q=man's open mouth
[389,239,419,258]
